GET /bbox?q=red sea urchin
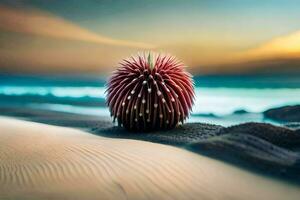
[106,52,195,131]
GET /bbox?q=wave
[1,86,300,115]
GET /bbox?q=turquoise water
[0,75,299,126]
[1,86,300,114]
[1,85,300,126]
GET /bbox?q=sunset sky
[0,0,300,74]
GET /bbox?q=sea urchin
[106,52,195,131]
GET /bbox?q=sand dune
[0,117,299,200]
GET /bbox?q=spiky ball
[106,52,195,131]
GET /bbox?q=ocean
[1,74,299,126]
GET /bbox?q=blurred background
[0,0,300,126]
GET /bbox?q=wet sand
[0,117,299,200]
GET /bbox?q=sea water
[1,74,299,126]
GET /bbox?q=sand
[0,117,299,200]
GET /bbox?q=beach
[1,116,300,200]
[1,75,300,199]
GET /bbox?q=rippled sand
[0,117,299,200]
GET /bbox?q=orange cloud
[242,30,300,60]
[0,4,299,75]
[0,5,154,49]
[0,35,141,74]
[200,30,300,74]
[0,5,156,74]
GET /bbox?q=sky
[0,0,300,75]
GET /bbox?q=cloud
[0,5,155,74]
[0,33,142,74]
[201,30,300,74]
[0,4,299,75]
[242,30,300,59]
[0,5,154,49]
